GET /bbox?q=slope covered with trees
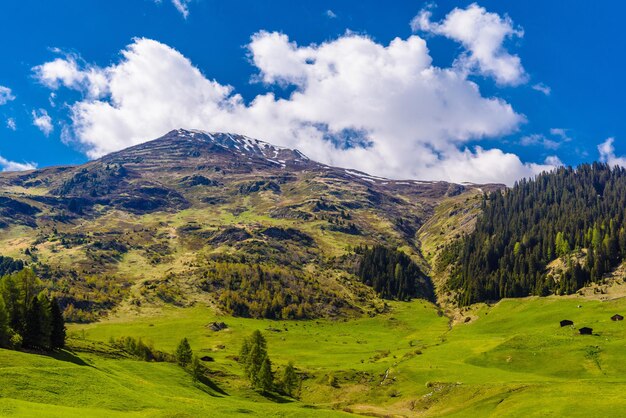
[0,269,66,350]
[447,163,626,305]
[355,245,434,301]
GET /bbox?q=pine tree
[281,361,299,397]
[246,342,265,386]
[50,297,66,349]
[23,297,43,349]
[37,293,52,349]
[257,356,273,393]
[240,330,272,388]
[175,337,193,367]
[190,355,203,382]
[239,336,250,358]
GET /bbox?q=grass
[3,294,626,416]
[81,295,626,416]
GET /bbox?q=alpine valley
[3,130,626,417]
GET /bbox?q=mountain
[0,129,499,321]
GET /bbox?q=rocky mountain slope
[0,129,500,321]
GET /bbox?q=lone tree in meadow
[175,337,193,367]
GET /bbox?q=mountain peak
[171,129,310,163]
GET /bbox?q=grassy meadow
[2,294,626,416]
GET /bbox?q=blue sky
[0,0,624,184]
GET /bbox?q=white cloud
[0,155,36,172]
[33,14,553,186]
[33,56,108,98]
[532,82,551,96]
[153,0,191,18]
[544,155,563,167]
[413,3,526,86]
[598,137,626,167]
[326,9,337,19]
[520,128,571,150]
[32,109,53,136]
[549,128,571,142]
[520,134,560,150]
[6,118,16,131]
[0,86,15,105]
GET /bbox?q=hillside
[443,163,626,305]
[0,129,496,321]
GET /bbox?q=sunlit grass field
[3,295,626,416]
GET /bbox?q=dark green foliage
[175,337,193,367]
[281,362,299,397]
[50,297,66,349]
[448,163,626,305]
[0,256,24,277]
[23,297,46,349]
[355,245,434,301]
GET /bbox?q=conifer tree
[175,337,193,367]
[50,297,66,349]
[281,361,299,397]
[191,355,203,382]
[23,296,43,348]
[37,293,52,349]
[257,356,273,393]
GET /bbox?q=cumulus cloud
[326,9,337,19]
[0,155,36,172]
[32,6,555,185]
[33,55,108,98]
[413,3,526,86]
[598,137,626,167]
[6,118,16,131]
[32,109,53,136]
[0,86,15,105]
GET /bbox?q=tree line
[0,269,66,350]
[444,163,626,305]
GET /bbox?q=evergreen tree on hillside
[239,330,275,391]
[37,293,52,349]
[257,356,273,393]
[281,362,299,397]
[50,297,66,349]
[23,297,44,348]
[175,337,193,367]
[190,355,203,382]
